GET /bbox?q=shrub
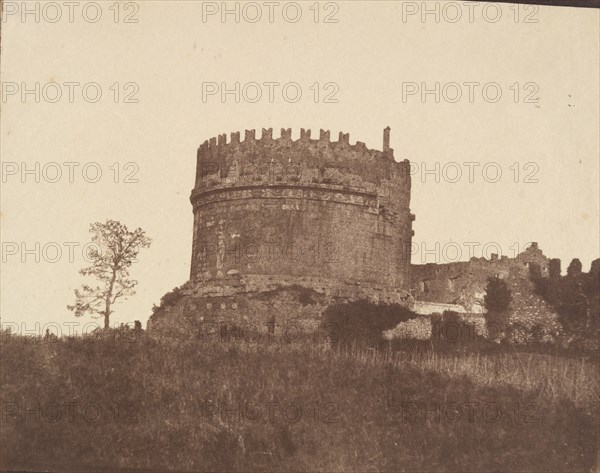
[484,276,512,340]
[431,311,484,351]
[152,285,186,314]
[530,260,599,348]
[484,276,512,313]
[321,300,419,348]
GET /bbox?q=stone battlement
[198,127,398,160]
[194,128,410,199]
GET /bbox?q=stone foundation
[148,274,413,339]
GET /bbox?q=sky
[1,1,599,333]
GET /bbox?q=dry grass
[345,348,598,410]
[212,337,599,411]
[1,331,598,472]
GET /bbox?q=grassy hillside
[1,331,598,472]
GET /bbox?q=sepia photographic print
[1,0,599,472]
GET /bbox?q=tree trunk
[104,268,117,330]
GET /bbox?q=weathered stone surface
[383,316,431,341]
[150,128,415,335]
[409,243,563,338]
[150,128,578,342]
[190,128,414,289]
[149,275,414,337]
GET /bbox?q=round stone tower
[189,127,415,293]
[149,127,415,336]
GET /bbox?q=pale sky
[1,1,598,332]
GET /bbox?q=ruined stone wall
[409,243,562,336]
[412,301,468,315]
[148,274,413,339]
[410,243,549,311]
[190,128,414,291]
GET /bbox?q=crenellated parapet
[196,127,400,163]
[193,128,410,213]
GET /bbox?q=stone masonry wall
[190,128,414,290]
[409,243,563,338]
[148,274,413,340]
[151,127,576,342]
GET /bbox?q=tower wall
[190,128,414,292]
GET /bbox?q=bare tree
[68,220,151,329]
